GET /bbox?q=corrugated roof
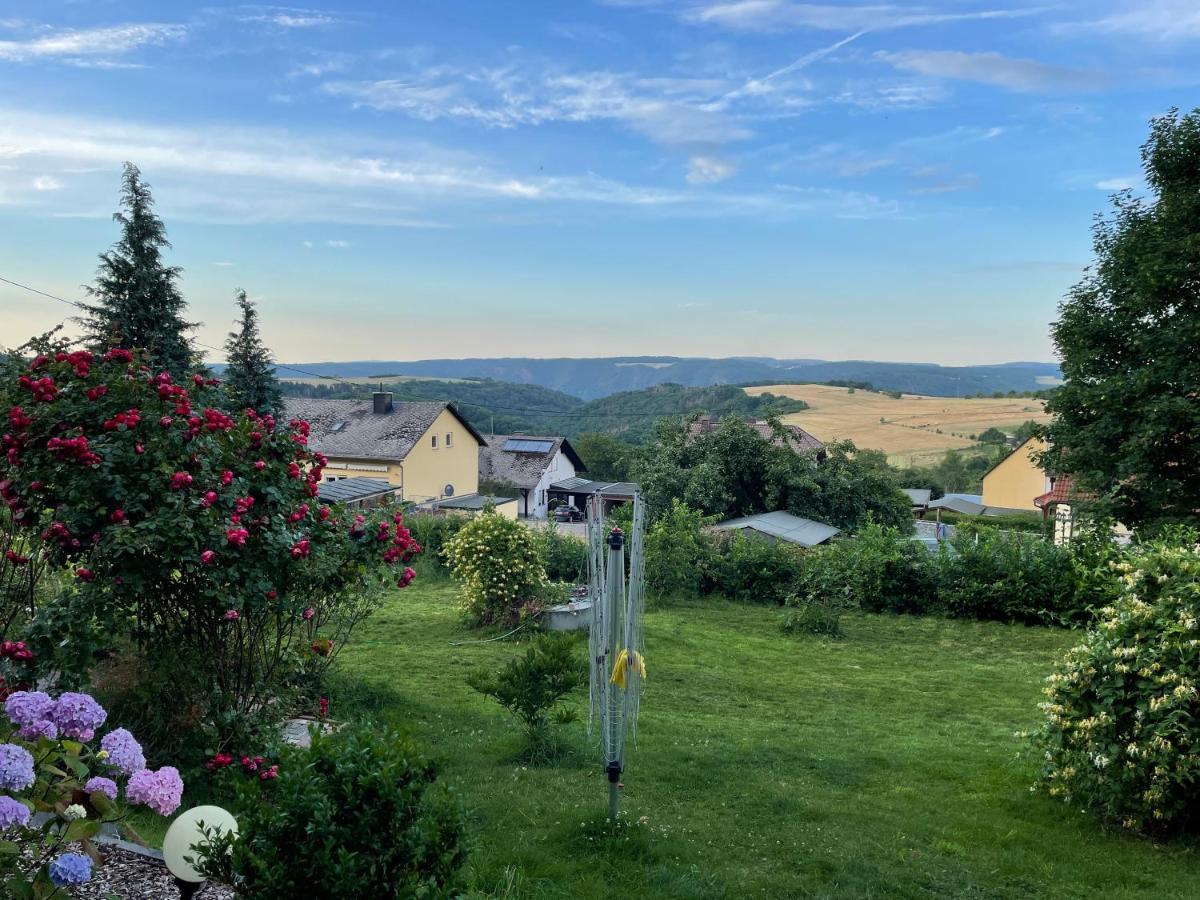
[317,477,399,504]
[478,434,585,491]
[431,494,517,511]
[715,511,839,548]
[926,497,1037,518]
[548,478,639,497]
[284,397,486,462]
[902,488,932,506]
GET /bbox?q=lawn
[332,577,1200,899]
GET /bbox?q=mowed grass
[745,384,1051,466]
[333,578,1200,899]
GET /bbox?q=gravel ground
[69,844,234,899]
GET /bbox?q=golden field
[745,384,1052,466]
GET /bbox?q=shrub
[197,723,467,898]
[407,512,470,573]
[0,689,183,894]
[644,501,716,598]
[443,512,546,625]
[0,339,414,750]
[708,531,805,604]
[810,523,936,614]
[535,522,588,583]
[467,633,586,759]
[937,528,1082,625]
[1033,541,1200,832]
[781,596,843,638]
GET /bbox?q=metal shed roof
[902,488,932,506]
[317,477,399,504]
[548,478,639,497]
[430,494,517,511]
[715,511,839,548]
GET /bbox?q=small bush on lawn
[1033,539,1200,833]
[708,531,804,604]
[535,522,588,583]
[781,596,844,638]
[443,512,546,626]
[645,500,716,599]
[408,512,470,574]
[196,723,467,898]
[467,633,586,761]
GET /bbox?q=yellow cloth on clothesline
[609,648,647,689]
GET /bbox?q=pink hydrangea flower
[126,766,184,816]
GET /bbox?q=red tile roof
[1034,475,1094,509]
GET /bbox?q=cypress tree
[79,162,196,377]
[222,290,282,416]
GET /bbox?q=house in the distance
[478,434,586,519]
[982,437,1050,511]
[284,392,487,503]
[689,415,826,460]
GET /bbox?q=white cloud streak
[878,50,1106,92]
[1087,1,1200,40]
[686,1,1045,33]
[0,23,185,63]
[686,155,736,183]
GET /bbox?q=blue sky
[0,1,1195,365]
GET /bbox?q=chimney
[372,392,393,414]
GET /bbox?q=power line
[1,272,766,421]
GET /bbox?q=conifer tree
[222,290,282,416]
[79,162,196,377]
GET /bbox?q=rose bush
[0,338,418,753]
[0,689,183,897]
[1033,537,1200,832]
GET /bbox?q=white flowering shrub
[1034,539,1200,832]
[442,513,546,626]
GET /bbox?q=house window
[445,432,453,447]
[431,434,438,449]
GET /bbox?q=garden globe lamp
[163,805,238,898]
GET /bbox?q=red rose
[201,550,216,565]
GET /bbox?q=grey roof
[943,493,983,505]
[283,397,486,462]
[317,477,399,504]
[926,497,1034,518]
[478,435,585,491]
[902,488,932,506]
[548,478,639,498]
[714,511,839,548]
[430,494,517,511]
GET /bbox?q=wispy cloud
[325,238,351,247]
[877,50,1106,92]
[212,261,236,267]
[240,6,340,28]
[910,167,978,194]
[1086,0,1200,40]
[1096,176,1136,190]
[686,155,736,183]
[0,23,186,64]
[773,183,899,218]
[685,2,1045,33]
[32,175,61,191]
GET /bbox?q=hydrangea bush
[1033,539,1200,832]
[0,689,183,896]
[0,338,418,749]
[442,512,546,626]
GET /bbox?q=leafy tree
[78,163,196,378]
[978,427,1008,444]
[221,290,282,416]
[1040,109,1200,530]
[572,432,633,481]
[1014,420,1041,443]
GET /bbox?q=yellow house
[981,437,1050,511]
[284,393,486,504]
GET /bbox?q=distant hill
[264,356,1062,400]
[279,378,807,443]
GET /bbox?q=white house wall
[530,449,578,518]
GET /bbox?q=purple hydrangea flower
[0,795,30,830]
[15,719,57,742]
[50,692,106,740]
[48,852,92,886]
[4,691,53,728]
[0,744,34,792]
[99,728,145,775]
[126,766,184,816]
[84,776,118,801]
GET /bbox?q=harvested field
[746,384,1051,466]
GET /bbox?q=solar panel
[503,439,554,453]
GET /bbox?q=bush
[1033,541,1200,832]
[443,512,546,626]
[708,531,805,604]
[645,501,716,598]
[467,633,586,760]
[781,596,843,638]
[198,723,467,898]
[407,512,470,573]
[534,522,588,583]
[937,528,1083,625]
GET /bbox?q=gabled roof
[478,434,585,490]
[1034,475,1095,509]
[926,496,1036,518]
[983,436,1043,480]
[283,397,486,462]
[714,511,839,548]
[902,488,932,506]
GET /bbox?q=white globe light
[162,805,238,884]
